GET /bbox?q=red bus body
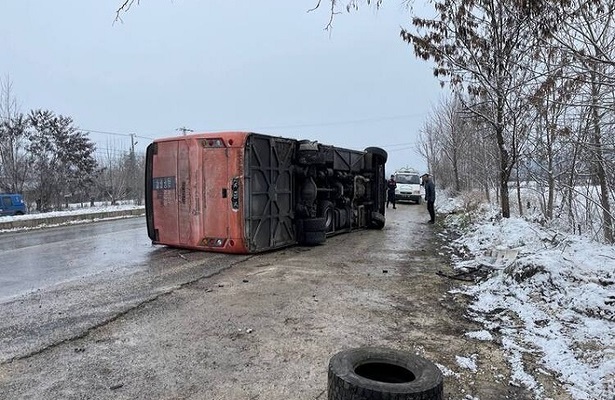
[145,132,387,254]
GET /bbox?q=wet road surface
[0,218,152,301]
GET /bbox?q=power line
[386,146,417,153]
[77,128,154,141]
[0,115,155,141]
[381,141,418,148]
[223,112,428,132]
[3,112,428,143]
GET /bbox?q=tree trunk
[516,166,523,216]
[495,123,511,218]
[590,71,613,243]
[500,172,510,218]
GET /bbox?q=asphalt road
[0,218,152,302]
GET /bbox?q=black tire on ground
[369,212,386,230]
[417,197,423,205]
[318,201,335,232]
[328,347,444,400]
[302,217,326,232]
[300,230,326,246]
[364,146,388,164]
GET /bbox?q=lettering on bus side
[153,176,177,207]
[152,176,176,190]
[231,177,240,210]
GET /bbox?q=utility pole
[130,133,137,155]
[177,127,193,136]
[129,133,138,204]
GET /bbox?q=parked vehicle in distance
[0,193,27,216]
[394,167,424,204]
[145,131,387,254]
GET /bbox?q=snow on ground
[456,354,479,372]
[0,202,143,221]
[0,203,145,232]
[439,195,615,400]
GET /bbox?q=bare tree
[417,93,500,199]
[544,0,615,242]
[401,0,550,218]
[93,142,136,205]
[0,77,31,194]
[115,0,140,21]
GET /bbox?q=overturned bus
[145,132,387,254]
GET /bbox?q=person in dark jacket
[422,173,436,223]
[386,175,397,209]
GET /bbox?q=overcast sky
[1,0,443,173]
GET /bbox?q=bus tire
[318,201,335,232]
[364,146,388,164]
[337,208,350,230]
[369,212,385,230]
[302,217,326,232]
[327,347,444,400]
[301,231,326,246]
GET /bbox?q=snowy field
[438,195,615,400]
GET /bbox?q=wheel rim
[324,208,334,232]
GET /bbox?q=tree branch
[115,0,140,23]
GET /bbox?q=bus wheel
[302,217,326,232]
[369,212,385,230]
[298,217,327,246]
[364,146,388,165]
[327,347,443,400]
[301,231,326,246]
[318,201,335,233]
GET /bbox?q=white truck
[393,167,424,204]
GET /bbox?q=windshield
[395,174,420,184]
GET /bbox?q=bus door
[198,138,232,248]
[147,138,230,248]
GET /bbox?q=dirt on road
[0,204,572,399]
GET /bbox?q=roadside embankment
[0,208,145,231]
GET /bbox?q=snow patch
[456,354,478,372]
[446,205,615,400]
[465,330,493,341]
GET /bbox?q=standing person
[386,174,397,209]
[422,173,436,223]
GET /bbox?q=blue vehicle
[0,193,27,216]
